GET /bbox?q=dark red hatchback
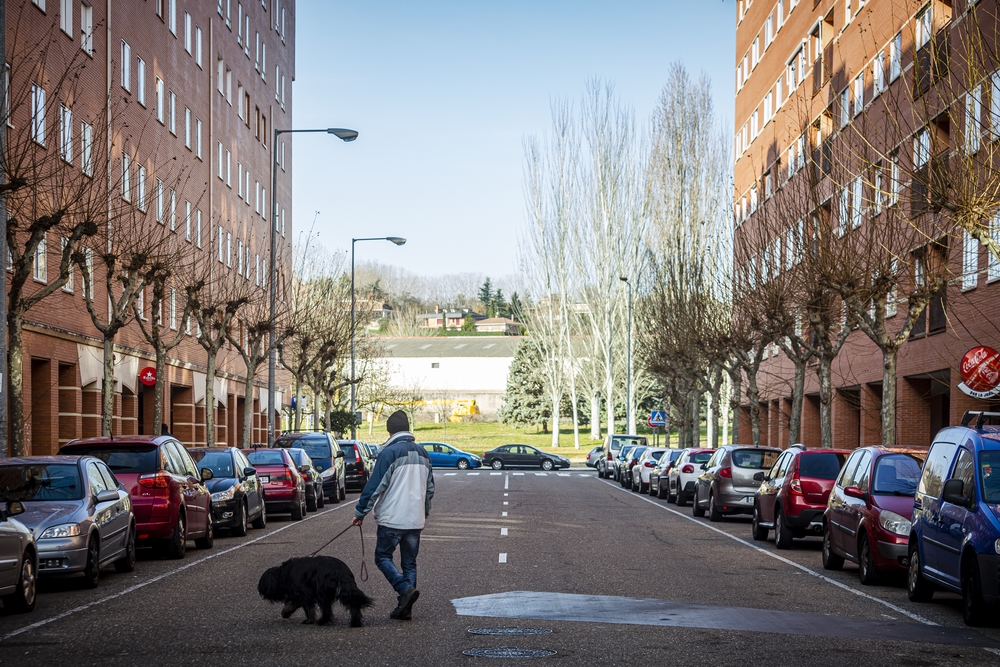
[60,436,214,559]
[244,449,307,521]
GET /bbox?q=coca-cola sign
[958,346,1000,399]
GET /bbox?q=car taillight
[790,473,803,495]
[644,461,655,467]
[138,472,171,488]
[682,464,694,474]
[608,452,613,461]
[719,467,732,478]
[269,468,293,482]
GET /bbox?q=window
[121,41,131,90]
[873,51,885,96]
[137,165,146,211]
[914,128,930,168]
[918,442,957,499]
[244,170,250,203]
[155,78,164,123]
[217,141,224,179]
[81,3,93,54]
[966,85,982,154]
[122,152,131,201]
[872,161,883,216]
[185,200,192,241]
[168,0,177,35]
[962,230,979,290]
[765,12,774,46]
[245,15,250,55]
[237,239,243,274]
[62,238,73,292]
[255,253,261,285]
[275,65,281,100]
[226,232,232,267]
[137,288,145,319]
[845,0,853,23]
[225,150,231,186]
[195,119,202,158]
[990,215,1000,282]
[992,70,1000,141]
[261,42,267,80]
[218,226,225,263]
[81,121,93,175]
[255,32,260,70]
[838,187,849,235]
[195,210,202,247]
[226,68,232,104]
[916,5,932,51]
[195,27,203,67]
[83,247,93,300]
[254,181,260,213]
[752,37,760,68]
[32,0,46,10]
[169,288,177,330]
[155,179,164,222]
[280,73,286,108]
[750,110,759,137]
[237,83,245,118]
[169,189,176,230]
[184,107,191,148]
[59,105,72,162]
[261,188,266,218]
[749,183,758,213]
[60,0,73,36]
[136,58,146,106]
[853,73,864,116]
[30,84,45,144]
[787,143,797,179]
[775,76,782,108]
[280,140,285,170]
[840,87,850,128]
[33,235,46,283]
[890,32,902,81]
[850,175,863,229]
[217,58,225,93]
[184,12,192,53]
[168,91,176,134]
[281,208,285,237]
[237,3,243,44]
[764,92,773,122]
[889,151,900,205]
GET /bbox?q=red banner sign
[139,366,157,387]
[958,346,1000,399]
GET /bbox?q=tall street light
[351,236,406,439]
[620,276,633,435]
[268,127,358,446]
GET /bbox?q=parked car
[420,442,482,469]
[245,448,307,520]
[337,440,376,490]
[619,446,648,489]
[822,446,926,585]
[0,500,36,613]
[482,445,570,471]
[286,448,324,512]
[585,446,602,468]
[596,435,648,479]
[364,443,381,459]
[752,446,850,549]
[668,449,714,506]
[273,432,345,503]
[650,449,684,498]
[609,444,639,483]
[0,456,135,589]
[693,445,780,521]
[61,436,214,559]
[190,447,266,536]
[907,413,1000,625]
[631,448,667,493]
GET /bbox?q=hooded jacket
[354,431,435,530]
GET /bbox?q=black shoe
[389,587,419,619]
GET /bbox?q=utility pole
[0,1,8,457]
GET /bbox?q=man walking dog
[352,411,434,620]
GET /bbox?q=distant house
[474,317,522,335]
[419,307,487,330]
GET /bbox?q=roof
[419,311,487,320]
[379,336,523,358]
[63,435,172,447]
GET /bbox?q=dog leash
[311,523,368,582]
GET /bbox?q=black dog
[257,556,373,627]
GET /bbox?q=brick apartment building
[5,0,295,453]
[733,0,1000,449]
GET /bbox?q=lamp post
[268,127,358,446]
[620,276,633,434]
[350,236,406,439]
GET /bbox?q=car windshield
[667,450,683,462]
[190,451,235,478]
[732,449,780,469]
[632,447,647,459]
[276,435,330,460]
[0,464,84,501]
[338,443,360,461]
[873,453,924,496]
[70,446,159,474]
[649,450,665,461]
[690,452,712,464]
[286,450,304,465]
[978,451,1000,503]
[799,453,848,480]
[613,437,647,449]
[247,450,286,466]
[618,445,636,460]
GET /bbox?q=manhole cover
[463,648,558,659]
[468,627,553,636]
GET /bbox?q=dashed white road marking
[578,474,590,477]
[558,473,570,477]
[445,472,457,476]
[490,472,501,476]
[504,493,508,497]
[468,472,480,476]
[499,553,507,563]
[534,472,547,476]
[503,501,508,506]
[500,528,508,536]
[502,512,508,517]
[504,475,509,489]
[513,473,524,476]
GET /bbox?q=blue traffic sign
[648,410,666,427]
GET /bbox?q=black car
[285,448,324,512]
[190,447,266,536]
[610,444,638,482]
[337,440,375,490]
[619,446,648,488]
[273,432,346,503]
[482,445,570,471]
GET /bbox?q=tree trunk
[691,392,701,447]
[881,347,898,446]
[730,374,742,446]
[663,405,671,448]
[205,352,216,446]
[242,373,254,448]
[788,358,806,445]
[590,392,601,440]
[746,372,761,448]
[312,388,320,431]
[569,386,580,450]
[294,376,302,431]
[709,387,719,449]
[721,374,730,446]
[102,337,115,436]
[550,393,560,448]
[7,316,25,456]
[818,356,834,449]
[153,348,166,435]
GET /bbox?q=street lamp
[620,276,633,435]
[351,236,406,439]
[268,127,358,446]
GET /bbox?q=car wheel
[751,504,768,541]
[83,536,101,589]
[821,524,844,570]
[858,533,880,586]
[457,458,470,470]
[339,480,347,501]
[165,513,187,560]
[708,494,722,522]
[541,459,553,471]
[232,501,249,537]
[598,467,605,479]
[195,517,214,550]
[491,460,504,470]
[774,508,793,550]
[292,501,304,521]
[692,489,705,517]
[656,480,667,499]
[642,481,650,494]
[674,485,686,506]
[114,523,137,573]
[317,486,325,509]
[2,551,36,613]
[907,544,934,602]
[252,502,267,529]
[306,491,318,513]
[961,555,989,626]
[667,481,677,504]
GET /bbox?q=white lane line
[445,472,457,476]
[490,472,501,476]
[468,472,480,476]
[534,473,547,476]
[504,475,509,489]
[558,473,570,477]
[502,512,508,517]
[0,502,355,642]
[501,528,508,536]
[513,473,524,476]
[600,479,935,626]
[578,474,590,477]
[499,553,507,563]
[503,501,508,506]
[504,493,508,497]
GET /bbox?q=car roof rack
[960,411,1000,428]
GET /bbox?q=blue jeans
[374,526,421,597]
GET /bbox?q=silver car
[0,500,37,613]
[692,445,781,521]
[0,456,135,589]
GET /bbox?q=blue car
[908,411,1000,625]
[420,442,481,470]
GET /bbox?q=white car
[667,448,714,506]
[630,447,667,494]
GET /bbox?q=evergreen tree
[461,314,477,332]
[499,340,551,431]
[492,288,507,318]
[508,292,524,322]
[477,278,494,313]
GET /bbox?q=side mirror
[700,463,708,471]
[843,486,866,500]
[753,472,765,482]
[95,489,119,504]
[244,466,257,477]
[336,451,345,459]
[6,501,25,517]
[942,478,972,508]
[300,465,309,473]
[200,467,214,481]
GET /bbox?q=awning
[193,371,206,405]
[258,388,284,414]
[77,344,103,388]
[214,377,228,408]
[114,355,139,394]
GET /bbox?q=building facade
[734,0,1000,449]
[5,0,294,453]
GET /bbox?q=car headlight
[995,538,1000,555]
[212,485,239,502]
[39,523,81,539]
[319,466,336,479]
[878,510,911,537]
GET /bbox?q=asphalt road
[2,467,1000,666]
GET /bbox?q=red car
[60,436,214,559]
[823,446,927,584]
[752,446,850,549]
[244,449,307,521]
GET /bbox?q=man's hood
[384,431,415,446]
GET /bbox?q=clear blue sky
[292,1,736,278]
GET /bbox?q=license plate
[260,476,270,483]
